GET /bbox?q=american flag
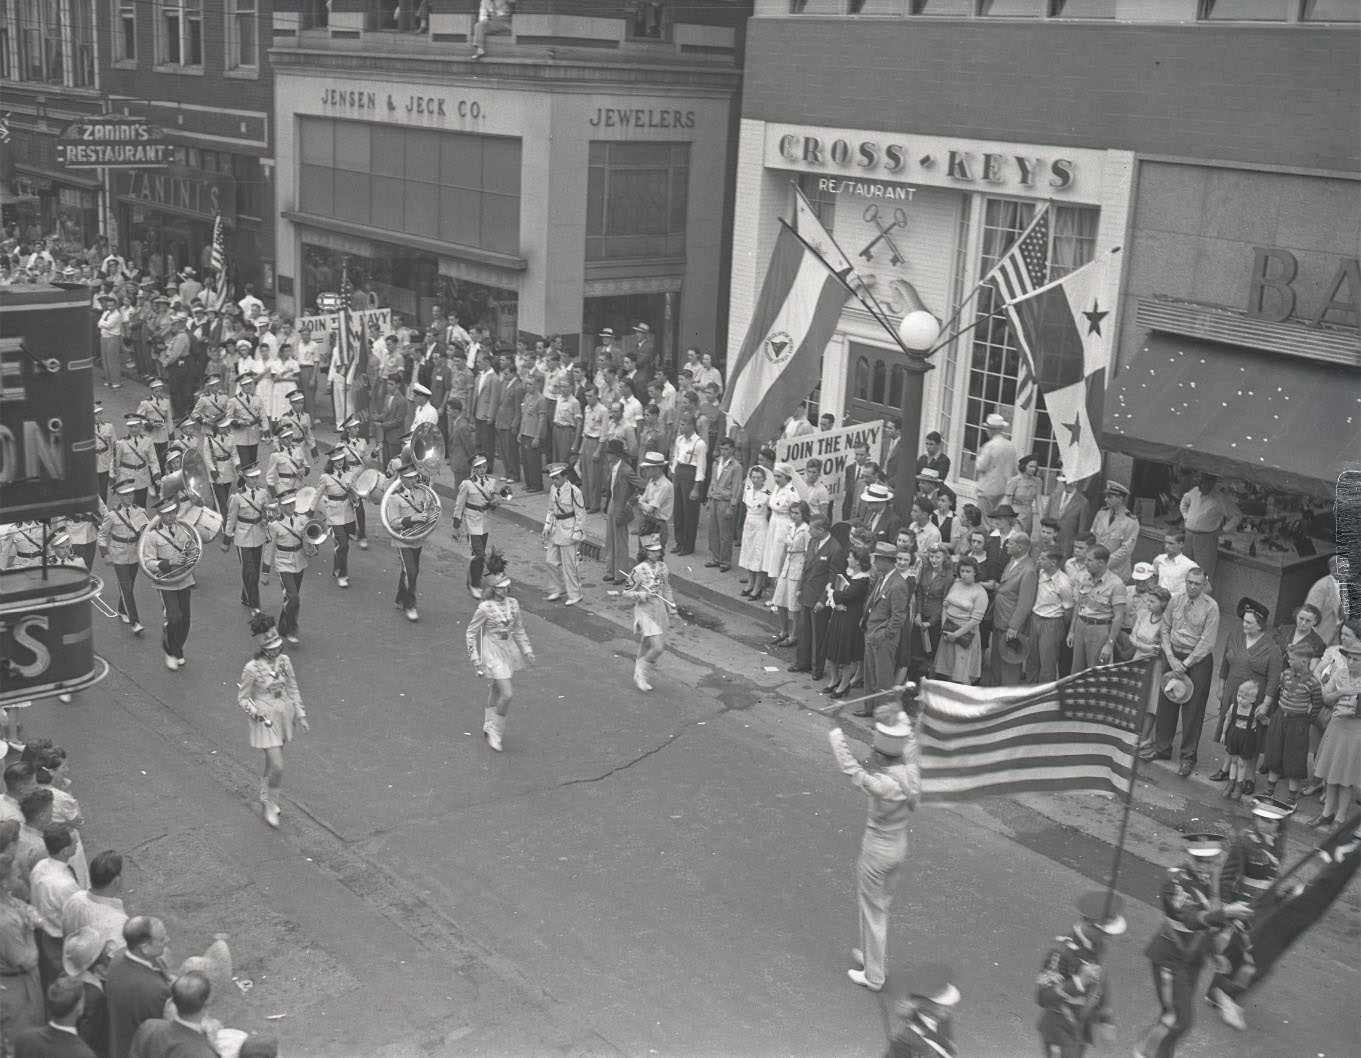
[205,213,230,310]
[339,256,353,310]
[917,660,1151,803]
[983,204,1052,409]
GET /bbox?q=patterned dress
[466,597,532,680]
[237,653,303,750]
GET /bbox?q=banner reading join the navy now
[776,420,883,515]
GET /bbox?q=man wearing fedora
[859,543,912,710]
[974,412,1017,523]
[1091,481,1140,583]
[988,532,1038,686]
[1135,834,1253,1058]
[858,484,900,547]
[1144,565,1219,776]
[827,712,921,995]
[1036,891,1126,1058]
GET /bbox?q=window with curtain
[0,7,9,80]
[17,0,63,84]
[71,1,95,85]
[158,0,203,66]
[114,0,136,61]
[959,199,1099,479]
[229,0,258,68]
[586,142,689,262]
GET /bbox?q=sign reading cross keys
[859,205,908,266]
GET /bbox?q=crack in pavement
[557,721,697,788]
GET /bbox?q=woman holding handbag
[910,543,954,680]
[934,556,988,685]
[823,550,872,697]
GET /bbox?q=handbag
[942,617,973,647]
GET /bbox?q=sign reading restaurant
[763,123,1112,199]
[56,117,170,169]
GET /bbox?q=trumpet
[303,519,330,545]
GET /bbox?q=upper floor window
[158,0,203,67]
[586,142,689,262]
[16,0,64,84]
[70,1,94,85]
[627,0,668,39]
[228,0,258,69]
[113,0,135,62]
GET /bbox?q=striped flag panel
[918,661,1151,803]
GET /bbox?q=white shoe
[263,800,280,828]
[486,713,504,752]
[337,576,349,588]
[1207,988,1246,1030]
[847,969,882,992]
[176,656,187,668]
[405,607,419,622]
[130,622,145,635]
[565,597,582,606]
[546,591,564,602]
[285,634,300,644]
[357,538,369,550]
[633,660,653,692]
[58,694,73,703]
[165,654,179,671]
[120,613,130,624]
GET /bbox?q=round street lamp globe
[898,310,941,351]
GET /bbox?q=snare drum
[353,467,382,503]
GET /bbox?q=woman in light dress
[1309,619,1361,828]
[739,466,772,601]
[265,338,300,424]
[762,463,801,587]
[934,556,989,685]
[624,535,676,693]
[771,501,811,648]
[237,613,308,828]
[1003,455,1044,539]
[465,551,535,751]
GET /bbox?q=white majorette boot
[487,712,505,752]
[633,659,653,692]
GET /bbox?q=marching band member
[317,450,356,588]
[0,522,52,570]
[189,373,231,435]
[265,490,315,645]
[228,370,265,467]
[97,481,148,634]
[1036,892,1126,1058]
[385,461,431,622]
[225,465,270,612]
[542,462,585,606]
[885,964,962,1058]
[237,612,309,828]
[114,413,159,508]
[137,377,174,472]
[204,415,238,549]
[278,389,318,463]
[624,535,676,692]
[58,504,105,571]
[335,416,373,549]
[465,551,534,753]
[93,401,116,502]
[450,452,504,598]
[1135,833,1253,1058]
[265,423,307,498]
[144,495,199,671]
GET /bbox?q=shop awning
[1104,332,1361,500]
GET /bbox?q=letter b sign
[1247,247,1298,323]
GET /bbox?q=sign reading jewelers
[763,123,1111,200]
[56,117,170,169]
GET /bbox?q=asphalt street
[23,467,1361,1057]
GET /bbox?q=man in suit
[106,917,170,1058]
[1045,472,1092,560]
[987,533,1039,686]
[472,350,502,471]
[793,515,846,679]
[881,417,903,483]
[445,398,477,495]
[375,371,409,467]
[492,358,523,483]
[704,436,743,573]
[859,484,901,547]
[11,977,96,1058]
[858,542,911,714]
[625,322,655,373]
[915,430,950,482]
[126,972,217,1058]
[600,439,643,584]
[841,441,872,521]
[427,344,454,448]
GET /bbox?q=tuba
[402,422,445,477]
[137,516,203,588]
[166,448,223,541]
[380,477,442,543]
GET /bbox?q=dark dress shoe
[1177,761,1195,777]
[810,671,825,681]
[1209,766,1229,782]
[1240,779,1255,796]
[602,576,617,584]
[718,566,731,573]
[831,687,850,699]
[787,664,810,673]
[704,561,720,568]
[740,589,753,597]
[851,706,875,717]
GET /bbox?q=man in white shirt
[783,412,815,440]
[295,328,321,419]
[670,412,708,556]
[1178,472,1234,587]
[1030,548,1075,683]
[410,383,439,428]
[974,412,1017,522]
[30,823,83,988]
[236,286,263,319]
[1153,530,1197,599]
[797,458,832,522]
[62,850,129,954]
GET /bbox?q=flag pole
[1101,658,1156,921]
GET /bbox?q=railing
[759,0,1358,20]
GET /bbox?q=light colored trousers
[857,828,908,988]
[546,543,582,601]
[100,334,123,386]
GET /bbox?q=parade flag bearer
[828,710,921,995]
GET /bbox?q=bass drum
[353,467,383,503]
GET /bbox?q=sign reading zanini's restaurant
[57,118,170,169]
[764,123,1110,198]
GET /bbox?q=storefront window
[958,199,1098,480]
[586,143,689,262]
[299,119,522,256]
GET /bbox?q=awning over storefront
[1105,332,1361,500]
